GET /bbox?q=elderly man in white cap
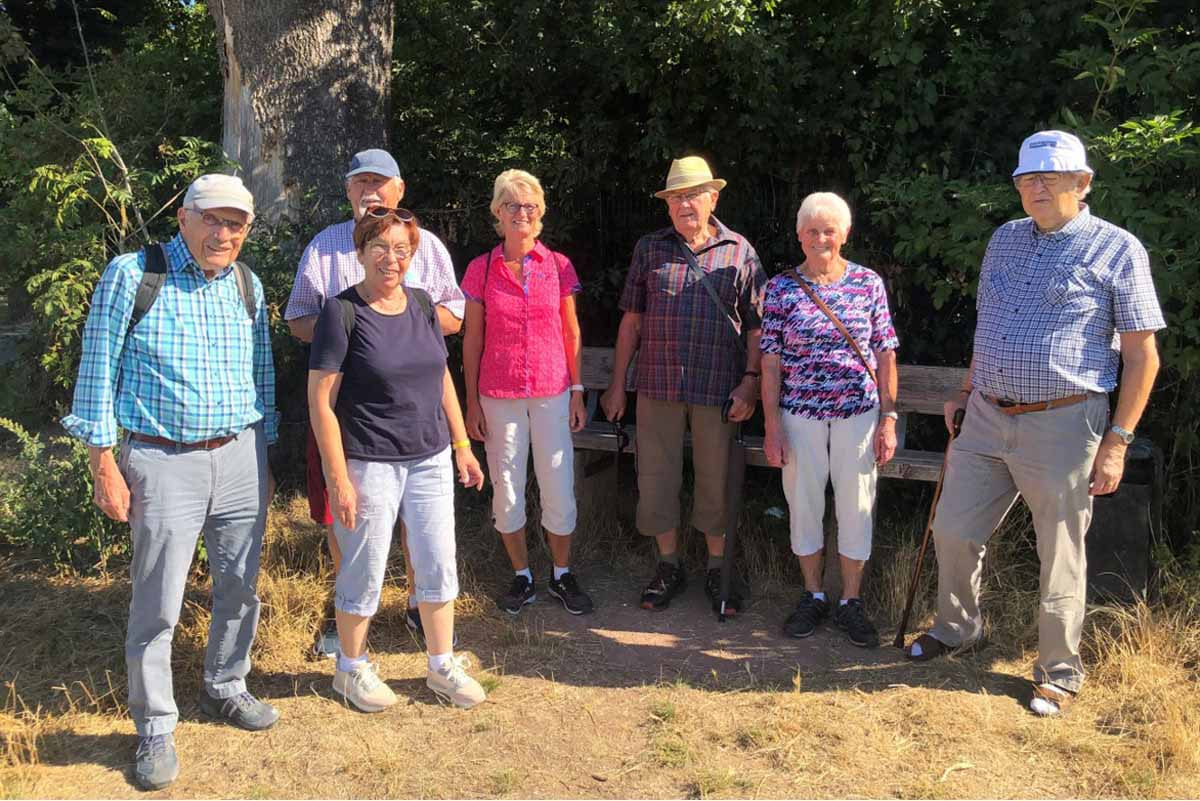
[601,156,766,614]
[285,148,465,650]
[63,174,280,790]
[904,131,1165,717]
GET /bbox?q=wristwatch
[880,411,899,421]
[569,384,584,393]
[1109,424,1135,445]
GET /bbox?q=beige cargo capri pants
[928,389,1108,694]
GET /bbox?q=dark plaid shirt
[619,217,766,406]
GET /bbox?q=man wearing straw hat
[601,156,766,614]
[63,174,279,789]
[904,130,1164,717]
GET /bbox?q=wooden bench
[573,346,967,482]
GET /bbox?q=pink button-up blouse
[462,241,581,399]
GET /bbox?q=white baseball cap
[1012,130,1093,177]
[183,174,255,217]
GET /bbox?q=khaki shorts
[635,396,733,537]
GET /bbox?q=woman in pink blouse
[462,169,592,617]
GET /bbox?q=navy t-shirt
[310,286,449,461]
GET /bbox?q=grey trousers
[119,424,268,736]
[929,390,1107,693]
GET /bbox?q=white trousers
[480,390,577,535]
[781,408,878,560]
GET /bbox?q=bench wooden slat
[581,346,635,390]
[895,364,969,416]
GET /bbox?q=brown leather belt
[131,432,237,450]
[983,393,1088,416]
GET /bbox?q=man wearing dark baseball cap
[905,131,1165,717]
[284,149,465,652]
[63,173,280,789]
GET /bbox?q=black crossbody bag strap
[678,243,746,358]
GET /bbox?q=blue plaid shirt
[972,206,1165,403]
[62,234,279,448]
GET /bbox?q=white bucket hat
[1012,130,1093,177]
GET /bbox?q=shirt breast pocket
[978,268,1011,307]
[650,262,685,297]
[1044,271,1100,313]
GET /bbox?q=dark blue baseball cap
[345,149,401,180]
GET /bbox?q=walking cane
[719,404,746,623]
[893,407,965,649]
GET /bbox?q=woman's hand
[569,391,587,432]
[466,401,488,441]
[763,427,788,468]
[455,446,486,490]
[328,473,357,530]
[874,417,898,466]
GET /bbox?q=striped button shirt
[284,219,465,321]
[62,234,279,448]
[619,217,766,407]
[972,205,1165,403]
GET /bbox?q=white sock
[515,568,533,581]
[909,642,923,657]
[337,652,368,673]
[407,598,418,611]
[812,591,826,602]
[553,565,570,580]
[428,651,454,673]
[840,599,849,606]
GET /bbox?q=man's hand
[600,384,627,422]
[1089,436,1127,496]
[569,391,588,432]
[266,467,277,503]
[726,376,757,423]
[763,427,788,468]
[875,417,898,465]
[466,402,488,441]
[943,391,969,434]
[93,459,131,522]
[328,473,357,531]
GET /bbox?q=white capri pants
[333,449,459,616]
[781,408,878,561]
[480,390,577,536]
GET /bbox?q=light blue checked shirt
[62,234,279,448]
[972,205,1165,403]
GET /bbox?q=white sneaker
[333,662,398,712]
[426,655,486,709]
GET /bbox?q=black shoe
[498,574,536,615]
[405,606,458,647]
[703,567,746,616]
[640,561,687,610]
[198,690,279,731]
[833,598,880,648]
[133,733,178,791]
[547,572,595,615]
[783,591,830,638]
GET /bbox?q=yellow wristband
[452,439,471,450]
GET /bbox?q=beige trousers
[634,396,733,537]
[929,389,1108,693]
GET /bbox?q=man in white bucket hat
[903,131,1165,717]
[601,156,766,615]
[63,173,280,789]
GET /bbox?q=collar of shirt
[652,215,737,255]
[165,232,236,279]
[1028,203,1093,243]
[488,239,552,267]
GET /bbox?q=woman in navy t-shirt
[309,207,487,711]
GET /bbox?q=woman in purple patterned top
[760,192,900,648]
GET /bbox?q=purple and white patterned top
[760,263,899,420]
[284,219,465,321]
[972,206,1165,402]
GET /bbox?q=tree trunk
[208,0,393,222]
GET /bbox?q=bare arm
[288,315,318,344]
[943,355,976,433]
[442,367,485,489]
[600,311,642,421]
[307,369,353,528]
[1090,330,1160,495]
[88,445,130,522]
[561,294,586,432]
[436,305,463,336]
[874,349,899,465]
[462,300,486,440]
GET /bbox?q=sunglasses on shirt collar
[364,205,415,223]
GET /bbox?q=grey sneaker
[198,690,280,731]
[133,733,178,791]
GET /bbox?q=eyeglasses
[665,189,709,206]
[190,209,249,235]
[364,205,415,222]
[502,202,539,216]
[1014,173,1071,190]
[367,242,412,260]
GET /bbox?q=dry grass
[0,490,1197,798]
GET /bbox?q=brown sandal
[905,633,950,662]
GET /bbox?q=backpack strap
[128,244,169,333]
[411,287,435,329]
[232,261,258,322]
